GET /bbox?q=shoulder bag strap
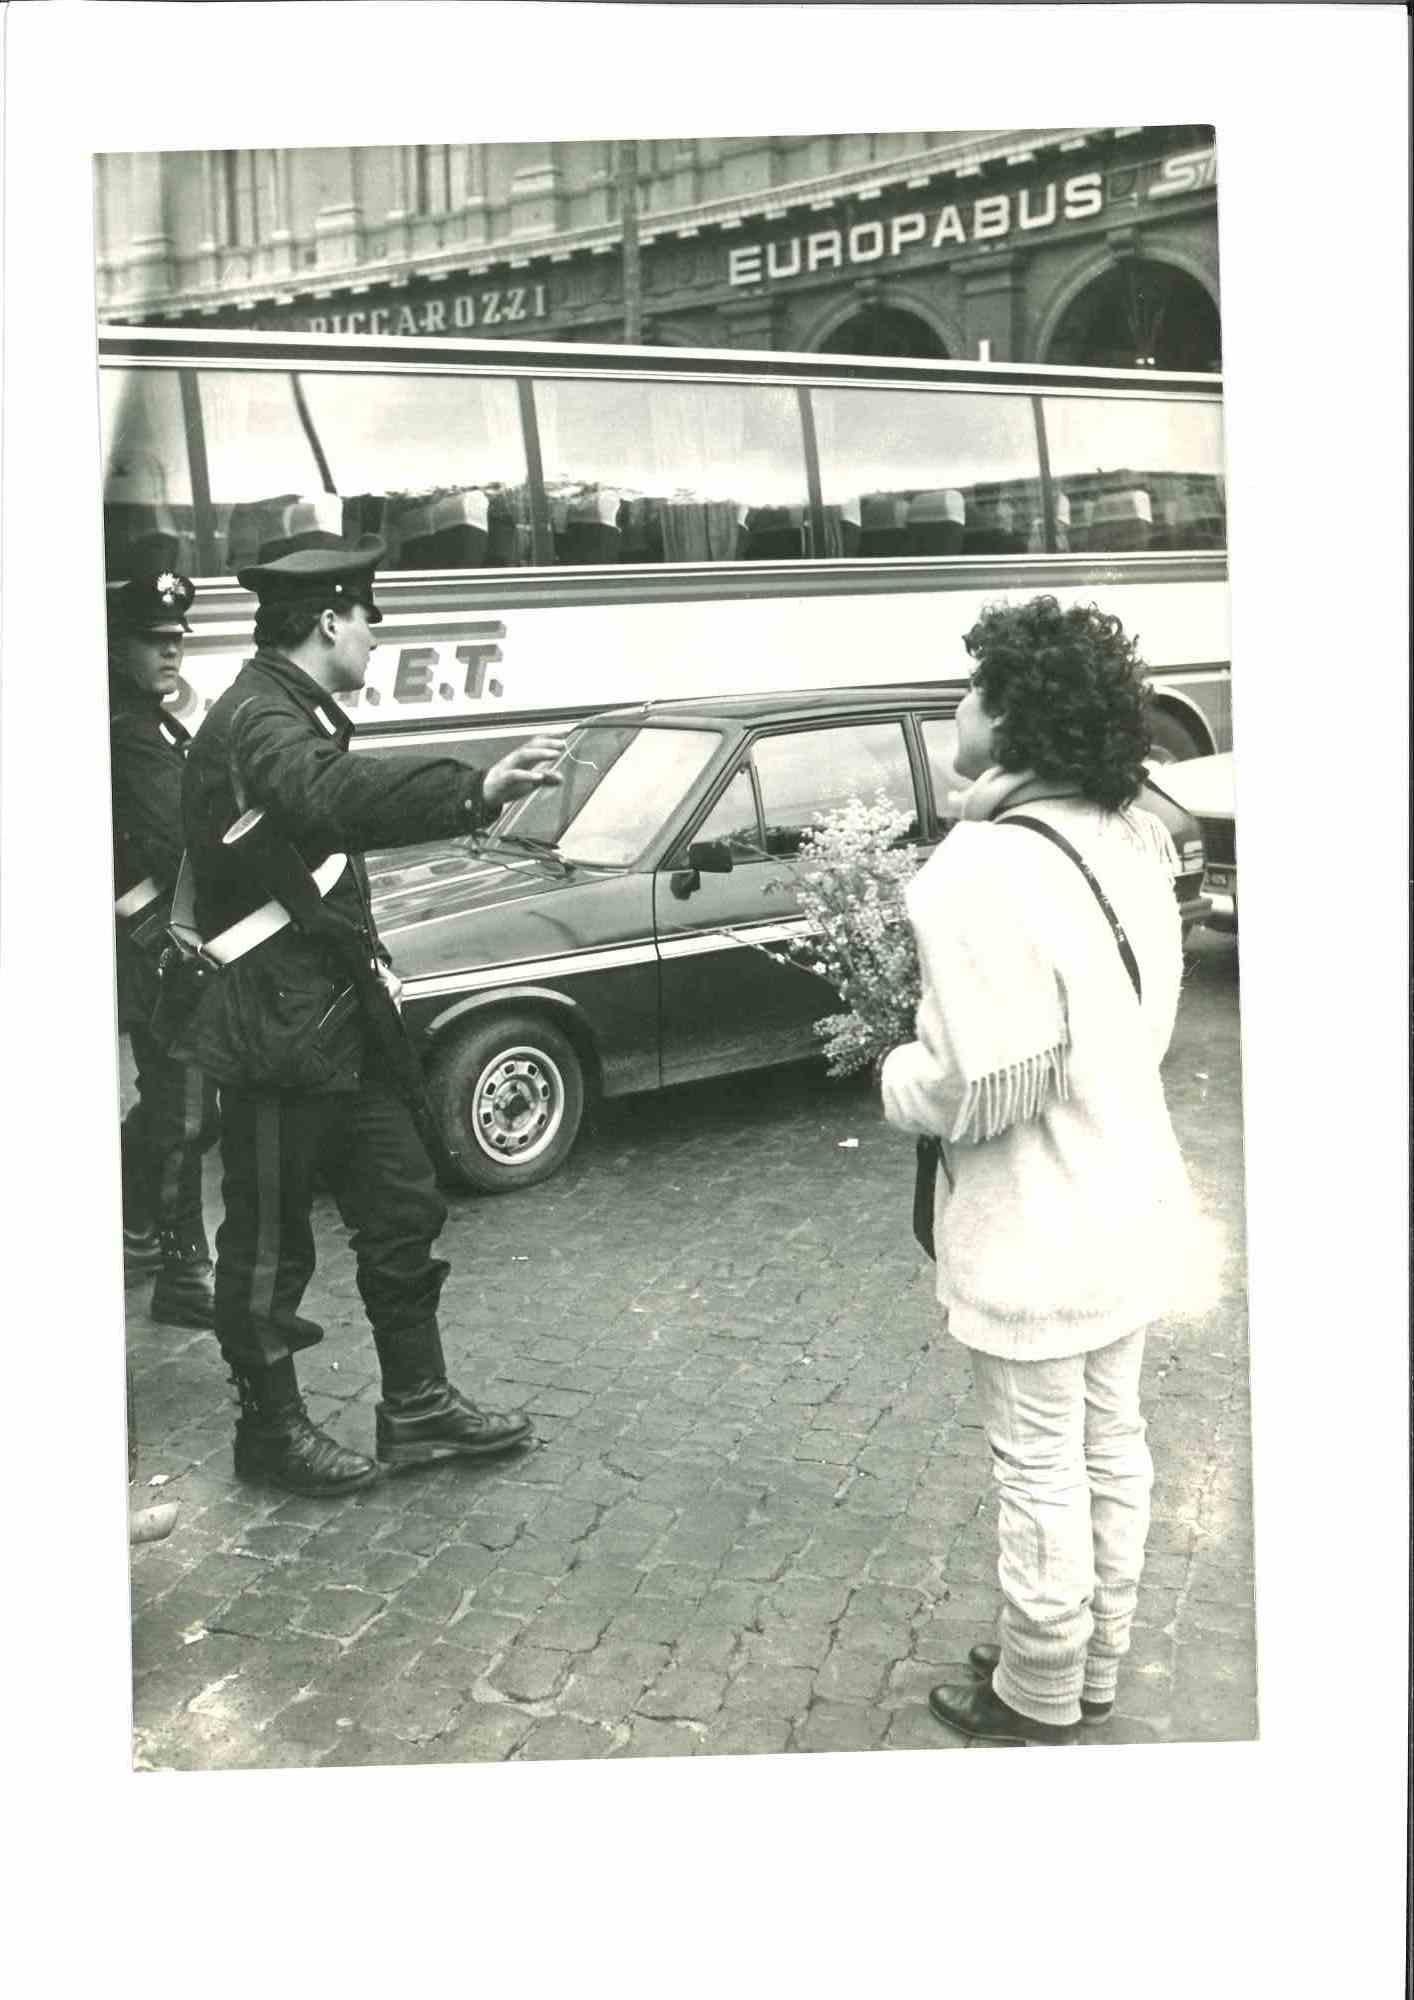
[1001,813,1142,1002]
[913,811,1142,1264]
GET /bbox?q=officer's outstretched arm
[231,700,495,851]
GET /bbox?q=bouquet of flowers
[778,791,926,1076]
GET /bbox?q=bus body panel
[158,566,1230,760]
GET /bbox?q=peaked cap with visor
[237,533,386,627]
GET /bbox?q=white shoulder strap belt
[115,876,163,920]
[168,850,349,968]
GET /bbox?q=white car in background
[1149,753,1237,931]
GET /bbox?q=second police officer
[177,533,566,1497]
[108,558,220,1325]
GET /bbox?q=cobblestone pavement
[125,929,1252,1768]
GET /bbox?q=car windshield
[494,723,723,867]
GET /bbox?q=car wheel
[1146,709,1209,764]
[428,1011,585,1194]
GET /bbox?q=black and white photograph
[100,119,1252,1770]
[2,5,1406,1993]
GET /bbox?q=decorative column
[459,142,489,250]
[313,147,360,269]
[191,152,220,290]
[719,293,783,350]
[383,145,410,262]
[510,145,562,240]
[93,155,118,310]
[264,149,294,280]
[121,151,176,304]
[957,246,1025,361]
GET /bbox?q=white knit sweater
[881,797,1213,1359]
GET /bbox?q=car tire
[427,1011,585,1194]
[1146,709,1209,764]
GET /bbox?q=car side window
[693,765,766,858]
[921,717,963,826]
[752,722,917,858]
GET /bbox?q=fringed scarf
[915,766,1078,1145]
[915,766,1176,1145]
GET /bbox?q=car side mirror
[669,838,734,900]
[687,839,734,876]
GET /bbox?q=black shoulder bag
[911,815,1142,1261]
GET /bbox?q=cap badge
[155,572,181,603]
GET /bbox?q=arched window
[1045,260,1221,373]
[816,305,949,361]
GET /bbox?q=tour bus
[99,326,1229,765]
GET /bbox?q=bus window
[752,722,917,856]
[532,376,808,564]
[811,387,1042,560]
[195,369,532,575]
[1043,395,1226,554]
[101,368,195,578]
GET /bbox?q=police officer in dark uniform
[109,563,220,1324]
[178,534,564,1497]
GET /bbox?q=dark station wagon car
[367,686,1209,1193]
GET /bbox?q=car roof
[587,684,958,728]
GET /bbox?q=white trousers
[969,1328,1153,1726]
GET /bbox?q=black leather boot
[928,1678,1077,1747]
[230,1357,378,1496]
[375,1321,532,1468]
[150,1230,215,1329]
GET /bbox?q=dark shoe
[124,1225,162,1278]
[374,1319,532,1467]
[929,1678,1077,1746]
[377,1382,532,1468]
[230,1359,377,1497]
[967,1641,1114,1723]
[150,1231,215,1329]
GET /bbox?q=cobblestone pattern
[125,934,1254,1768]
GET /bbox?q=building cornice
[124,126,1164,322]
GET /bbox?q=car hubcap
[471,1044,565,1165]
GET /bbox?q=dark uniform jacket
[110,677,191,1030]
[178,648,496,1091]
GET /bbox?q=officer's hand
[484,736,567,809]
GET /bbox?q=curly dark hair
[963,596,1154,812]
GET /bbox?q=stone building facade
[96,127,1219,368]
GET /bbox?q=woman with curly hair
[882,595,1212,1746]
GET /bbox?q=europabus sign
[727,171,1104,287]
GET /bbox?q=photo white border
[2,5,1407,1990]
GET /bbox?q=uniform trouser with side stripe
[212,1068,450,1371]
[121,1022,220,1245]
